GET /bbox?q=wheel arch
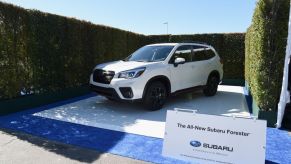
[208,70,220,81]
[142,75,171,99]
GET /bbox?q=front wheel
[143,81,167,111]
[203,75,219,96]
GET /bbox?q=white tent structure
[276,1,291,128]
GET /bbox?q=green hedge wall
[0,2,147,99]
[0,2,245,100]
[245,0,290,111]
[147,33,245,79]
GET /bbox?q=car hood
[95,60,156,73]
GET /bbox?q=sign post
[163,109,266,164]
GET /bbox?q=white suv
[90,42,223,110]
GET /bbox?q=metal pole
[167,23,168,35]
[163,22,168,35]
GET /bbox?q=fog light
[119,87,133,98]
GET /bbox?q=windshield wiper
[135,60,149,62]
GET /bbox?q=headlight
[118,67,146,79]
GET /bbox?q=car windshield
[124,45,174,62]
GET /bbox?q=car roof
[147,43,178,46]
[147,42,210,47]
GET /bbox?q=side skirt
[170,85,206,97]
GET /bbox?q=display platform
[0,85,290,163]
[34,85,250,138]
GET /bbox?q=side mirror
[174,57,185,67]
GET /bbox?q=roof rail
[179,41,209,45]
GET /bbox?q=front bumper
[90,84,120,100]
[89,74,146,100]
[90,84,142,102]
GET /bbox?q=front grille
[93,69,115,84]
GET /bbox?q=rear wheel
[203,75,219,96]
[143,81,167,111]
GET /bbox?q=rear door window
[192,46,215,62]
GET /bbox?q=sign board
[162,109,266,164]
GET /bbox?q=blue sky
[2,0,257,35]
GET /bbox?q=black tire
[203,75,219,96]
[143,81,167,111]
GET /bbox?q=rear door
[191,46,217,85]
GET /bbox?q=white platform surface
[34,85,250,138]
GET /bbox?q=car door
[168,45,194,92]
[191,46,216,85]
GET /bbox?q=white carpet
[34,85,250,138]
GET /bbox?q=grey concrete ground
[0,129,149,164]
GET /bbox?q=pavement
[0,129,148,164]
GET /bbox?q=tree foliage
[245,0,290,111]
